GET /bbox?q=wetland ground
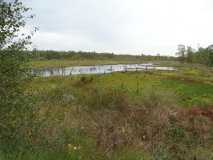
[2,60,213,160]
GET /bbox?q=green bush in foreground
[0,0,38,145]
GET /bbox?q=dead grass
[31,83,213,159]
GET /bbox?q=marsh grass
[140,85,178,109]
[24,81,213,159]
[82,88,129,111]
[2,64,213,159]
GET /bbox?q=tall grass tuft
[82,88,130,111]
[141,85,178,109]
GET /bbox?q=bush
[0,0,38,144]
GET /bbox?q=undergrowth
[1,69,213,159]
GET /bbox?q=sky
[16,0,213,56]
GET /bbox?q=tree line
[31,49,175,61]
[32,44,213,66]
[176,44,213,66]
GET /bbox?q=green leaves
[0,0,38,142]
[176,44,186,64]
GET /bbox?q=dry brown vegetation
[35,84,213,159]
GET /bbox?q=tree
[207,44,213,67]
[196,46,209,65]
[176,44,186,63]
[0,0,38,142]
[186,46,194,63]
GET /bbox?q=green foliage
[186,46,194,63]
[0,0,38,143]
[80,75,86,82]
[31,50,116,60]
[30,49,175,61]
[176,43,213,67]
[176,44,186,63]
[207,44,213,66]
[155,147,173,160]
[166,124,189,144]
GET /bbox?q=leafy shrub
[0,0,38,144]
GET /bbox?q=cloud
[20,0,213,55]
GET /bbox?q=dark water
[32,63,176,77]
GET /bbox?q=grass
[1,62,213,159]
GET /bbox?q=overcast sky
[18,0,213,56]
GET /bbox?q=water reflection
[33,63,176,77]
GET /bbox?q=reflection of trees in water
[32,68,46,77]
[33,64,176,77]
[33,67,67,77]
